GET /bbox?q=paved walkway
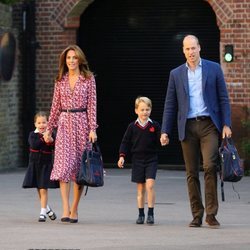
[0,168,249,250]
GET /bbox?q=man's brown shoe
[205,215,220,228]
[189,217,202,227]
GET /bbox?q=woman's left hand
[89,130,97,143]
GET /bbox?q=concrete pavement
[0,168,249,250]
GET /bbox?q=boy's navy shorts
[131,155,158,183]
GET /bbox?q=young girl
[118,97,161,225]
[22,111,59,222]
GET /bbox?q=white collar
[135,118,152,127]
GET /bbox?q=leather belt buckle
[188,116,209,122]
[60,108,87,113]
[195,116,208,121]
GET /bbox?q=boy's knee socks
[139,208,145,216]
[148,207,154,215]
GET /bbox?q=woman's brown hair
[56,45,93,81]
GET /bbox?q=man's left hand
[222,125,232,138]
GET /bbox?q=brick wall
[207,0,250,108]
[206,0,250,154]
[32,0,250,112]
[33,0,250,149]
[33,0,250,161]
[35,0,80,111]
[34,0,94,111]
[0,3,23,171]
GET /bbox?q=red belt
[30,149,52,154]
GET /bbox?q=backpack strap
[221,179,225,202]
[77,184,89,196]
[84,186,89,196]
[218,147,225,202]
[231,183,241,199]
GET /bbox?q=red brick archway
[35,0,250,159]
[206,0,234,26]
[7,0,250,170]
[52,0,94,28]
[53,0,234,29]
[35,0,250,154]
[46,0,250,108]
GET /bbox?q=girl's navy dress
[22,131,59,189]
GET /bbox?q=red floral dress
[47,73,97,182]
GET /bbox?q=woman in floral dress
[44,45,98,223]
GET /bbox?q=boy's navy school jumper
[119,119,161,183]
[119,119,161,159]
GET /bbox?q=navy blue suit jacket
[161,59,231,141]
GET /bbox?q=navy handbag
[76,142,104,194]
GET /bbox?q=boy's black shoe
[146,215,154,224]
[136,215,145,224]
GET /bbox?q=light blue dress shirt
[186,59,210,118]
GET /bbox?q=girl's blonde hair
[34,111,47,123]
[135,96,152,109]
[56,45,93,81]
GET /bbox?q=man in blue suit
[160,35,232,228]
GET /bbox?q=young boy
[117,96,161,225]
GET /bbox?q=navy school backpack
[218,137,244,201]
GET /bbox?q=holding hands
[44,130,97,143]
[43,131,53,143]
[160,133,169,146]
